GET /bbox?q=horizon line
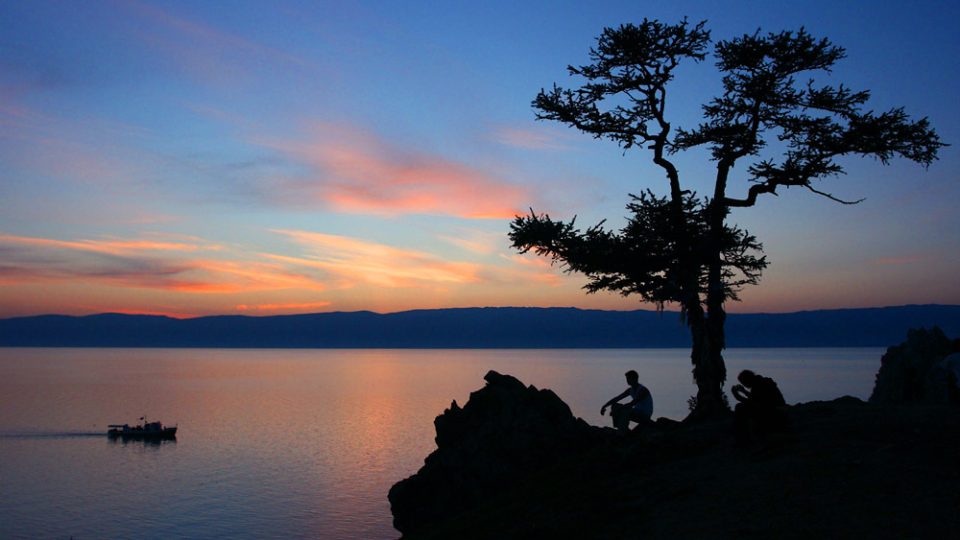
[3,303,958,321]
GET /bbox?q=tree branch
[805,185,865,204]
[723,182,778,207]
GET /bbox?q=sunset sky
[1,0,958,318]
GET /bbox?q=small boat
[108,417,177,439]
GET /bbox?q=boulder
[869,327,953,404]
[388,370,609,536]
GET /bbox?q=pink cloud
[257,124,527,219]
[271,229,482,288]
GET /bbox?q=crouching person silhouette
[601,370,653,432]
[732,369,786,444]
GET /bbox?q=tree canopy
[510,19,945,417]
[510,191,766,310]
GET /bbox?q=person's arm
[731,384,750,403]
[601,389,630,415]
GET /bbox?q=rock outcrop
[391,367,960,539]
[869,327,955,404]
[388,370,612,536]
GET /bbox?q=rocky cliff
[390,370,960,539]
[388,370,615,535]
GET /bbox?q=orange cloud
[271,229,482,288]
[257,124,526,218]
[0,232,324,294]
[80,307,197,319]
[0,233,221,256]
[184,260,326,293]
[235,301,332,312]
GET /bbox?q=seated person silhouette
[732,369,786,442]
[601,370,653,432]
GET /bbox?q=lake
[0,347,882,539]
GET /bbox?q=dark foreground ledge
[389,371,960,539]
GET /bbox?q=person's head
[625,370,639,386]
[738,370,758,387]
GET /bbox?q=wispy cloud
[871,254,927,266]
[0,233,221,256]
[0,248,198,290]
[115,0,318,86]
[0,95,157,194]
[172,260,326,293]
[257,124,527,219]
[272,229,482,288]
[0,232,324,294]
[436,229,506,255]
[494,254,565,286]
[235,301,332,312]
[493,126,575,151]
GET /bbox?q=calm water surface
[0,348,881,539]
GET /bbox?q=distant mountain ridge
[1,305,958,348]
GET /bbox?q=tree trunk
[681,294,728,421]
[686,323,729,421]
[686,201,731,421]
[697,307,728,415]
[685,304,713,417]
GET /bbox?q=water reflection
[0,431,104,440]
[107,435,177,448]
[0,430,178,448]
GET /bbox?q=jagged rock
[869,327,953,404]
[390,370,960,539]
[388,370,611,536]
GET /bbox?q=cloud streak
[493,126,575,151]
[258,124,527,219]
[871,254,927,266]
[0,233,324,294]
[115,0,317,86]
[0,233,221,256]
[272,229,482,288]
[437,229,505,255]
[235,301,332,312]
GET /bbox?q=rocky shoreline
[389,369,959,539]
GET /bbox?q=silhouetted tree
[509,19,944,419]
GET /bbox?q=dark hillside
[1,305,958,348]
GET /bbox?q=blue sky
[1,0,958,317]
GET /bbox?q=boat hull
[107,427,177,439]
